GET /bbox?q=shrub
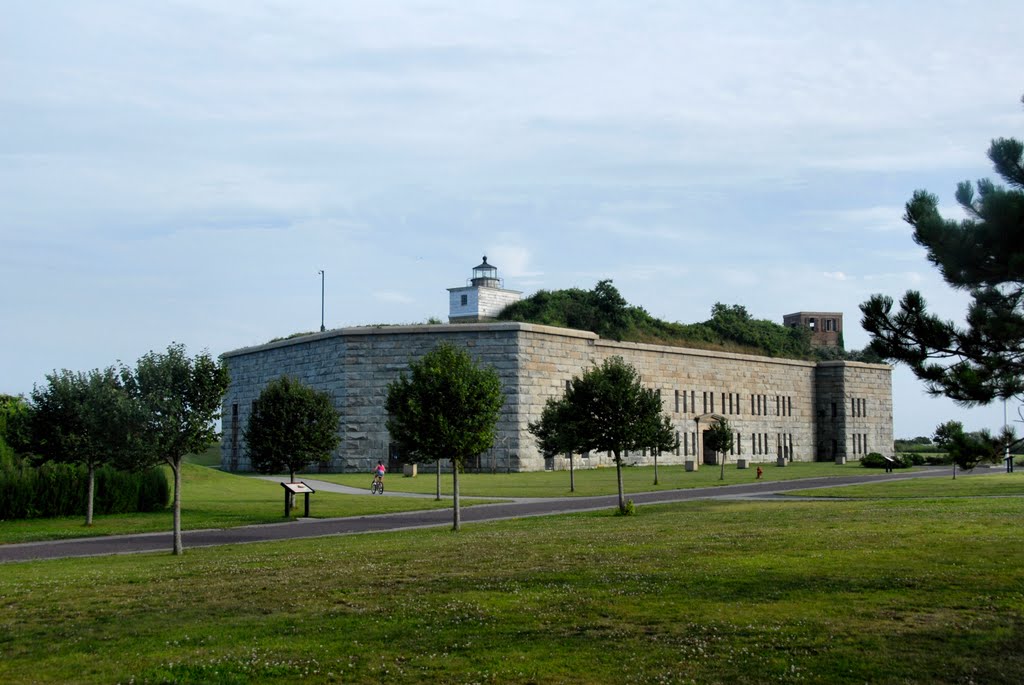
[859,452,910,469]
[616,499,637,516]
[898,452,927,466]
[0,463,168,520]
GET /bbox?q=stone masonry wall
[221,322,893,473]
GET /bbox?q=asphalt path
[0,467,987,564]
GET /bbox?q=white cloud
[374,291,415,304]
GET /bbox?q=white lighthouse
[447,256,522,323]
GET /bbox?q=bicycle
[370,477,384,495]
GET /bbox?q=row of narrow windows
[852,433,869,455]
[851,397,868,418]
[831,398,869,418]
[670,390,793,417]
[666,431,796,457]
[560,432,867,462]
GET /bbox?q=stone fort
[220,258,893,473]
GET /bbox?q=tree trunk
[452,462,461,532]
[85,463,95,527]
[719,452,726,481]
[654,451,659,485]
[569,453,575,492]
[288,468,296,511]
[171,459,183,555]
[435,461,442,501]
[615,450,625,513]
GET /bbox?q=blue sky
[2,1,1022,438]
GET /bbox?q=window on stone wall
[460,294,468,306]
[711,392,715,414]
[703,391,708,414]
[675,431,680,456]
[832,402,837,418]
[675,389,680,413]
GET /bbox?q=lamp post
[318,270,325,332]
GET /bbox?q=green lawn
[0,464,487,545]
[0,494,1021,684]
[308,460,876,497]
[183,444,222,467]
[791,471,1024,498]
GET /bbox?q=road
[0,467,983,563]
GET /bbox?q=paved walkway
[0,467,990,563]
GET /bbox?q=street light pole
[318,270,325,332]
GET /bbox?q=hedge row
[0,462,169,520]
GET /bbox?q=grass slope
[0,494,1021,684]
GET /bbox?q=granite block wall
[221,322,893,473]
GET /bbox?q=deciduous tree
[124,343,229,554]
[528,356,676,514]
[244,376,340,483]
[703,417,734,481]
[385,342,504,531]
[29,367,139,525]
[0,394,31,468]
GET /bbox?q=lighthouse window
[460,294,468,306]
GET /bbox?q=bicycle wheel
[370,480,379,494]
[378,481,384,494]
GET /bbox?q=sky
[2,1,1022,439]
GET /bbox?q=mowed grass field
[0,476,1021,684]
[308,460,873,497]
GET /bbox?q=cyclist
[372,461,386,491]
